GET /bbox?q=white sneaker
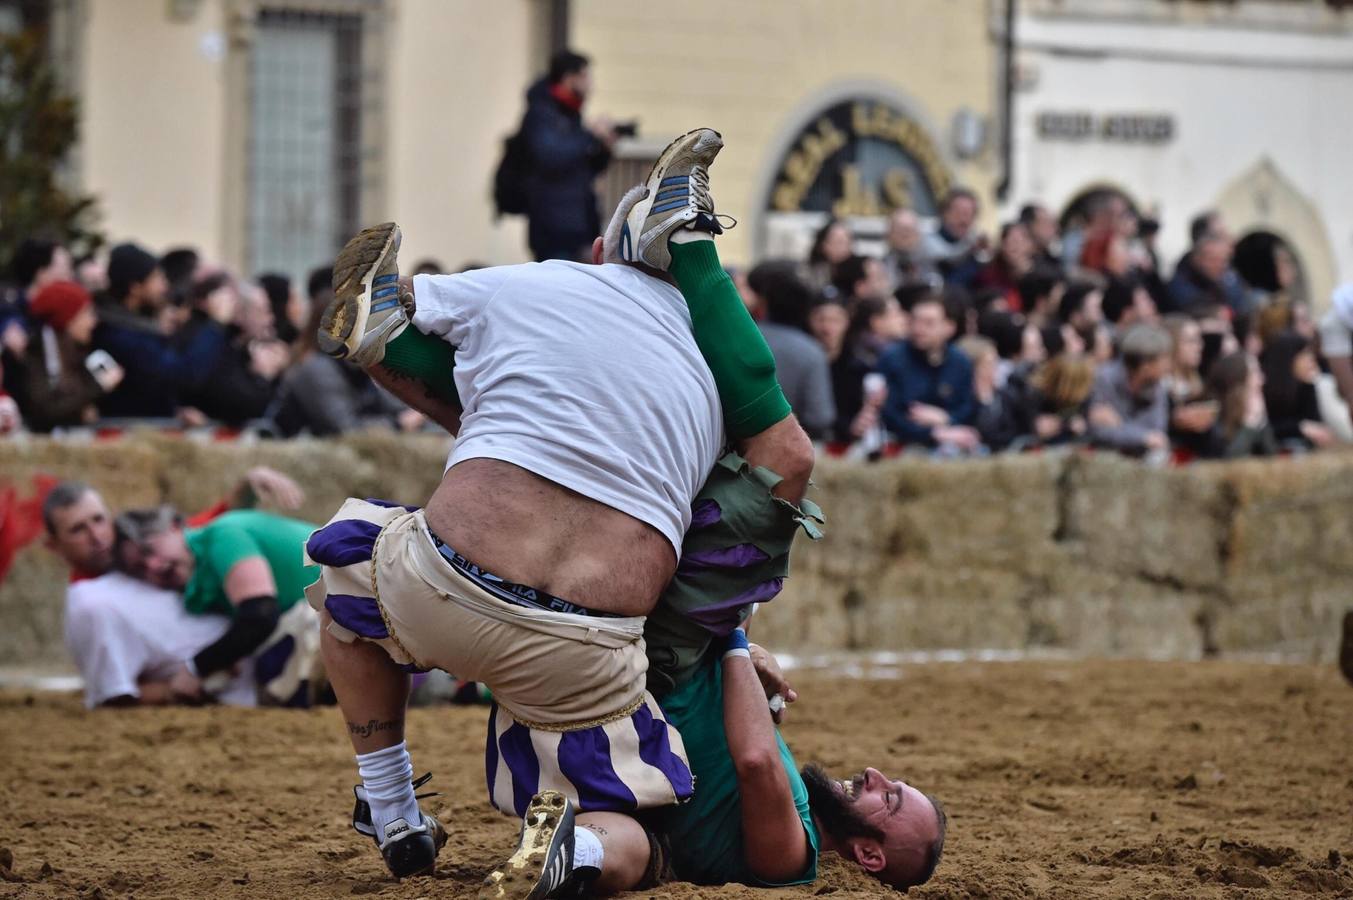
[319,221,412,367]
[619,128,728,271]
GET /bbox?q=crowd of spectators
[3,186,1352,465]
[0,240,447,438]
[739,189,1353,463]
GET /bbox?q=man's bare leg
[323,626,409,755]
[322,626,443,877]
[574,812,655,895]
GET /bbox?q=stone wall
[3,436,1349,667]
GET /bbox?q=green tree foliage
[0,21,102,279]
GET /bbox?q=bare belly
[423,458,676,617]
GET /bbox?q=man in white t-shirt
[44,472,309,708]
[307,129,821,889]
[1319,283,1353,411]
[64,571,255,708]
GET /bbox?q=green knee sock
[668,239,791,440]
[379,325,461,405]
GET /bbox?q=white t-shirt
[1319,309,1351,359]
[412,261,723,555]
[64,573,256,709]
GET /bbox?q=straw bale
[1061,455,1228,588]
[1210,574,1349,662]
[1029,570,1206,659]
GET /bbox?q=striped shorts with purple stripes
[304,497,694,817]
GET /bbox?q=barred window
[247,8,364,281]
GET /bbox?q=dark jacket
[7,328,104,432]
[521,79,610,259]
[92,300,227,418]
[1198,423,1278,459]
[1266,380,1323,447]
[829,351,872,443]
[269,355,406,436]
[1165,254,1247,316]
[175,314,278,427]
[877,340,975,446]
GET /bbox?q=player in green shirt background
[114,507,319,701]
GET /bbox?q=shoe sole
[641,127,722,192]
[320,221,400,359]
[478,791,571,900]
[624,128,723,267]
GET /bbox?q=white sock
[669,230,713,244]
[573,826,605,872]
[355,741,421,837]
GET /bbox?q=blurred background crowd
[2,190,1351,465]
[2,0,1351,467]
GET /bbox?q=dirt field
[2,660,1350,899]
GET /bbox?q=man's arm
[722,631,811,884]
[187,534,281,682]
[368,364,462,435]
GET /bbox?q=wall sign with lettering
[770,100,953,218]
[1036,111,1175,144]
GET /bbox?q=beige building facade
[45,0,1000,279]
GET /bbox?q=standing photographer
[520,49,619,262]
[7,281,124,432]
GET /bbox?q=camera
[613,120,639,139]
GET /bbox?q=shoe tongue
[690,213,724,235]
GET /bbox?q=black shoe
[479,790,591,900]
[1339,610,1353,687]
[377,815,442,878]
[350,774,447,879]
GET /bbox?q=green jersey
[654,656,819,886]
[184,510,318,617]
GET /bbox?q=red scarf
[549,83,583,113]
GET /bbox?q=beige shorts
[304,498,693,815]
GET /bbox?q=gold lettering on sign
[772,100,953,213]
[833,165,880,218]
[772,116,848,212]
[883,168,912,210]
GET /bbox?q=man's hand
[1300,420,1335,448]
[243,466,305,510]
[1089,403,1122,429]
[397,409,427,433]
[2,321,28,356]
[178,407,209,428]
[848,404,879,440]
[934,424,981,450]
[1143,430,1169,452]
[0,395,20,435]
[1172,402,1217,434]
[1034,413,1062,440]
[91,359,126,393]
[749,643,797,724]
[169,664,204,703]
[248,340,290,380]
[587,116,618,147]
[909,403,950,428]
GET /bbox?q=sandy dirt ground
[1,660,1350,900]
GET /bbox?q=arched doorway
[1233,229,1308,305]
[754,84,956,260]
[1057,184,1142,236]
[1214,158,1338,314]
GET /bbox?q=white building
[1009,0,1353,312]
